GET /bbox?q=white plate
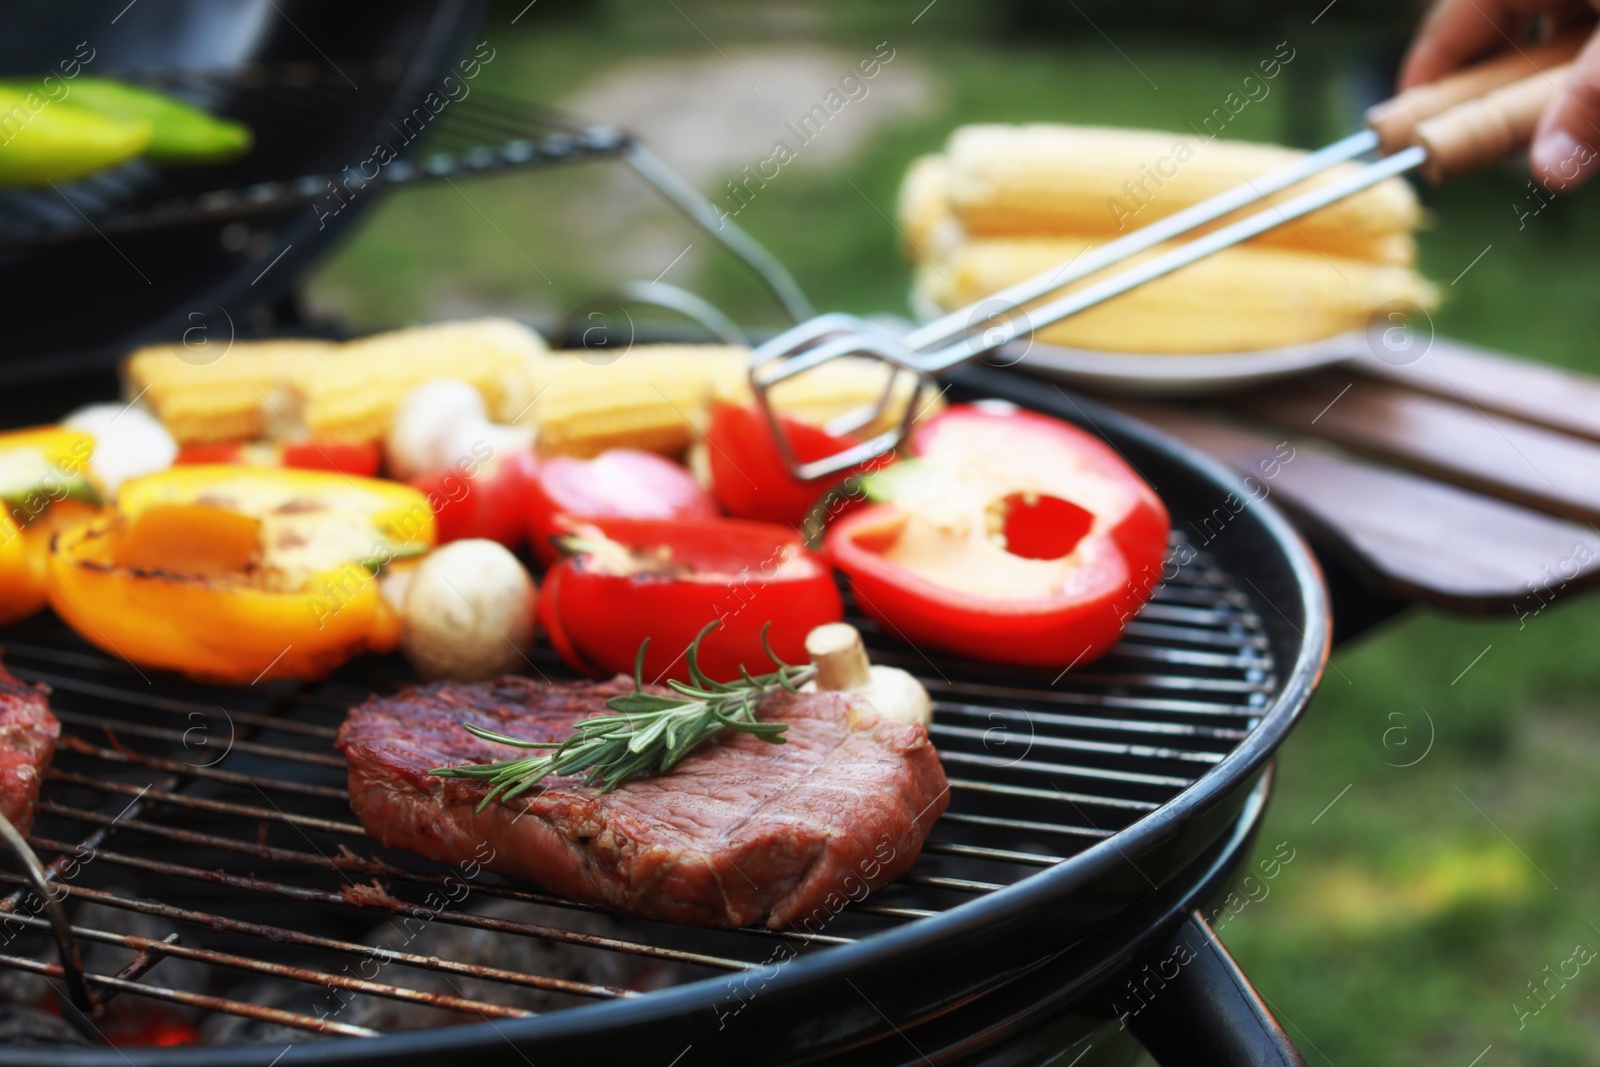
[991,331,1369,398]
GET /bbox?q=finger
[1531,29,1600,188]
[1400,0,1559,89]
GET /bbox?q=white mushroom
[386,380,532,480]
[401,539,537,681]
[805,622,932,728]
[61,403,177,493]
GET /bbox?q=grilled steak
[0,663,59,835]
[336,676,948,929]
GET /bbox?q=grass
[305,5,1600,1062]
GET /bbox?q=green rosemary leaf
[429,619,815,804]
[606,693,684,715]
[461,723,562,749]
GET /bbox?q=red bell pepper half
[705,401,889,530]
[526,449,718,564]
[826,402,1170,669]
[410,448,537,550]
[538,516,843,683]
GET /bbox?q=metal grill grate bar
[932,702,1249,741]
[938,751,1196,789]
[16,841,760,972]
[929,723,1228,765]
[0,875,638,1001]
[0,907,538,1020]
[0,943,379,1038]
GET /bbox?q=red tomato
[278,440,382,477]
[526,449,718,564]
[705,401,889,529]
[411,449,537,549]
[826,403,1170,669]
[538,516,843,683]
[174,439,381,477]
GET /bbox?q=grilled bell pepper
[56,79,252,163]
[705,401,887,528]
[538,516,842,683]
[526,449,717,564]
[0,427,101,626]
[827,403,1170,669]
[47,466,433,683]
[0,88,150,185]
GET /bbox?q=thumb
[1531,31,1600,191]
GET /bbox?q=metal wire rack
[0,62,813,323]
[0,532,1273,1044]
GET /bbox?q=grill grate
[0,533,1274,1042]
[0,64,627,249]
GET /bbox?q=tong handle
[1416,63,1571,181]
[1366,33,1584,154]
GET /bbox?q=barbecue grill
[0,4,1330,1064]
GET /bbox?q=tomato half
[538,516,843,683]
[411,449,537,550]
[827,402,1170,669]
[526,450,718,564]
[175,439,382,477]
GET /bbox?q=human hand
[1401,0,1600,189]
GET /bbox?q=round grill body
[0,365,1327,1066]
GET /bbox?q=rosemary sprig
[429,621,813,810]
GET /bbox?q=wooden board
[1224,371,1600,527]
[1352,338,1600,443]
[1114,401,1600,615]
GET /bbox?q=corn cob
[917,235,1438,354]
[522,346,940,458]
[126,339,335,444]
[941,124,1423,264]
[291,318,546,442]
[898,154,963,259]
[124,319,546,445]
[523,346,747,458]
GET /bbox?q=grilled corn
[917,235,1438,354]
[521,345,939,458]
[936,124,1423,265]
[127,339,335,444]
[125,318,546,445]
[294,318,545,442]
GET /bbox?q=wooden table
[1076,338,1600,638]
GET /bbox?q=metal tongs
[749,35,1584,481]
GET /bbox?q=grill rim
[0,367,1329,1066]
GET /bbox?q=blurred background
[299,1,1600,1062]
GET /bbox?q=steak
[0,663,59,835]
[336,676,948,929]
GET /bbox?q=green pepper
[53,78,252,163]
[0,88,150,184]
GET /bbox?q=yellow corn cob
[126,339,336,444]
[942,124,1423,264]
[524,346,748,458]
[898,154,963,259]
[124,319,546,445]
[287,318,546,442]
[918,235,1438,354]
[523,346,941,458]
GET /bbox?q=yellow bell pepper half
[0,426,100,626]
[47,465,434,684]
